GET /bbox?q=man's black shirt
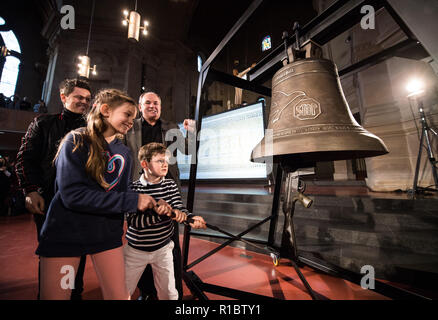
[141,118,162,146]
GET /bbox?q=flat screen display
[177,101,267,180]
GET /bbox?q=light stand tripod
[410,95,438,194]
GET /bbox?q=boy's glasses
[152,160,168,166]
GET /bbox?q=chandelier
[77,0,97,78]
[122,0,149,41]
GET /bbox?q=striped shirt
[126,175,189,252]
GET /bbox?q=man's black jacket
[15,108,86,209]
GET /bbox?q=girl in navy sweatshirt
[36,89,157,300]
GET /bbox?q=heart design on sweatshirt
[105,152,125,191]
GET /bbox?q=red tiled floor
[185,237,389,300]
[0,214,389,300]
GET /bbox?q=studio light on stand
[77,0,97,78]
[122,0,149,42]
[406,78,438,195]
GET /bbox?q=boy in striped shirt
[124,142,206,300]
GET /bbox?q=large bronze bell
[251,57,388,167]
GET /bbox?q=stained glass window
[0,17,21,97]
[262,35,271,52]
[0,30,21,54]
[0,56,20,97]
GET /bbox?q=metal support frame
[182,0,433,300]
[185,215,275,271]
[182,0,264,269]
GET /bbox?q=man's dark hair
[59,78,92,97]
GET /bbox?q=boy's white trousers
[123,241,178,300]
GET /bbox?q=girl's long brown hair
[55,88,137,189]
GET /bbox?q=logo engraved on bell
[294,98,321,120]
[271,91,306,124]
[271,91,321,124]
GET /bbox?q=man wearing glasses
[15,78,92,300]
[125,91,195,300]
